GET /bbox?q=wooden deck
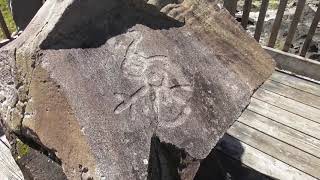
[218,70,320,180]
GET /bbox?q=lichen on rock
[0,0,274,179]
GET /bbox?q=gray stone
[17,148,67,180]
[0,0,274,179]
[0,50,18,131]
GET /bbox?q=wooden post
[254,0,269,42]
[282,0,306,52]
[241,0,253,29]
[0,10,10,39]
[300,3,320,57]
[268,0,289,47]
[224,0,238,17]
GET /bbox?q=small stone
[0,95,6,103]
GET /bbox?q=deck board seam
[216,135,299,179]
[269,79,320,98]
[249,98,320,139]
[216,144,277,179]
[260,86,320,110]
[230,121,320,179]
[260,85,320,108]
[252,97,320,125]
[270,77,320,96]
[275,70,320,86]
[225,130,318,179]
[246,109,320,141]
[271,71,320,96]
[235,120,320,160]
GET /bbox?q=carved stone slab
[0,0,275,179]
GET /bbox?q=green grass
[269,0,280,10]
[252,0,280,10]
[274,39,285,50]
[16,139,30,159]
[0,0,16,40]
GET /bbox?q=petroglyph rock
[0,0,274,179]
[0,50,18,131]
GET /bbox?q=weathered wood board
[249,98,320,140]
[218,135,316,180]
[219,71,320,180]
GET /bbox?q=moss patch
[0,0,16,39]
[16,139,30,158]
[274,39,285,50]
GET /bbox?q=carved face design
[115,32,193,128]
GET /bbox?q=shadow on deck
[216,70,320,180]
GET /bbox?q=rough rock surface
[0,0,274,179]
[17,148,68,180]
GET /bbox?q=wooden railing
[0,0,318,57]
[0,10,11,40]
[224,0,320,58]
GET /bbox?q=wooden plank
[228,122,320,178]
[0,136,24,179]
[239,110,320,158]
[270,71,320,97]
[249,98,320,140]
[261,80,320,108]
[254,0,269,42]
[241,0,252,29]
[300,3,320,57]
[283,0,306,52]
[268,0,289,47]
[0,10,10,39]
[224,0,238,16]
[264,46,320,81]
[218,134,316,180]
[253,88,320,123]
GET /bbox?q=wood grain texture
[241,0,253,29]
[254,0,269,41]
[261,80,320,108]
[264,47,320,81]
[283,0,306,52]
[239,110,320,158]
[268,0,289,47]
[249,98,320,140]
[222,71,320,179]
[300,2,320,57]
[270,71,320,96]
[218,134,316,180]
[253,88,320,123]
[228,122,320,178]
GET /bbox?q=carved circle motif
[114,31,193,128]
